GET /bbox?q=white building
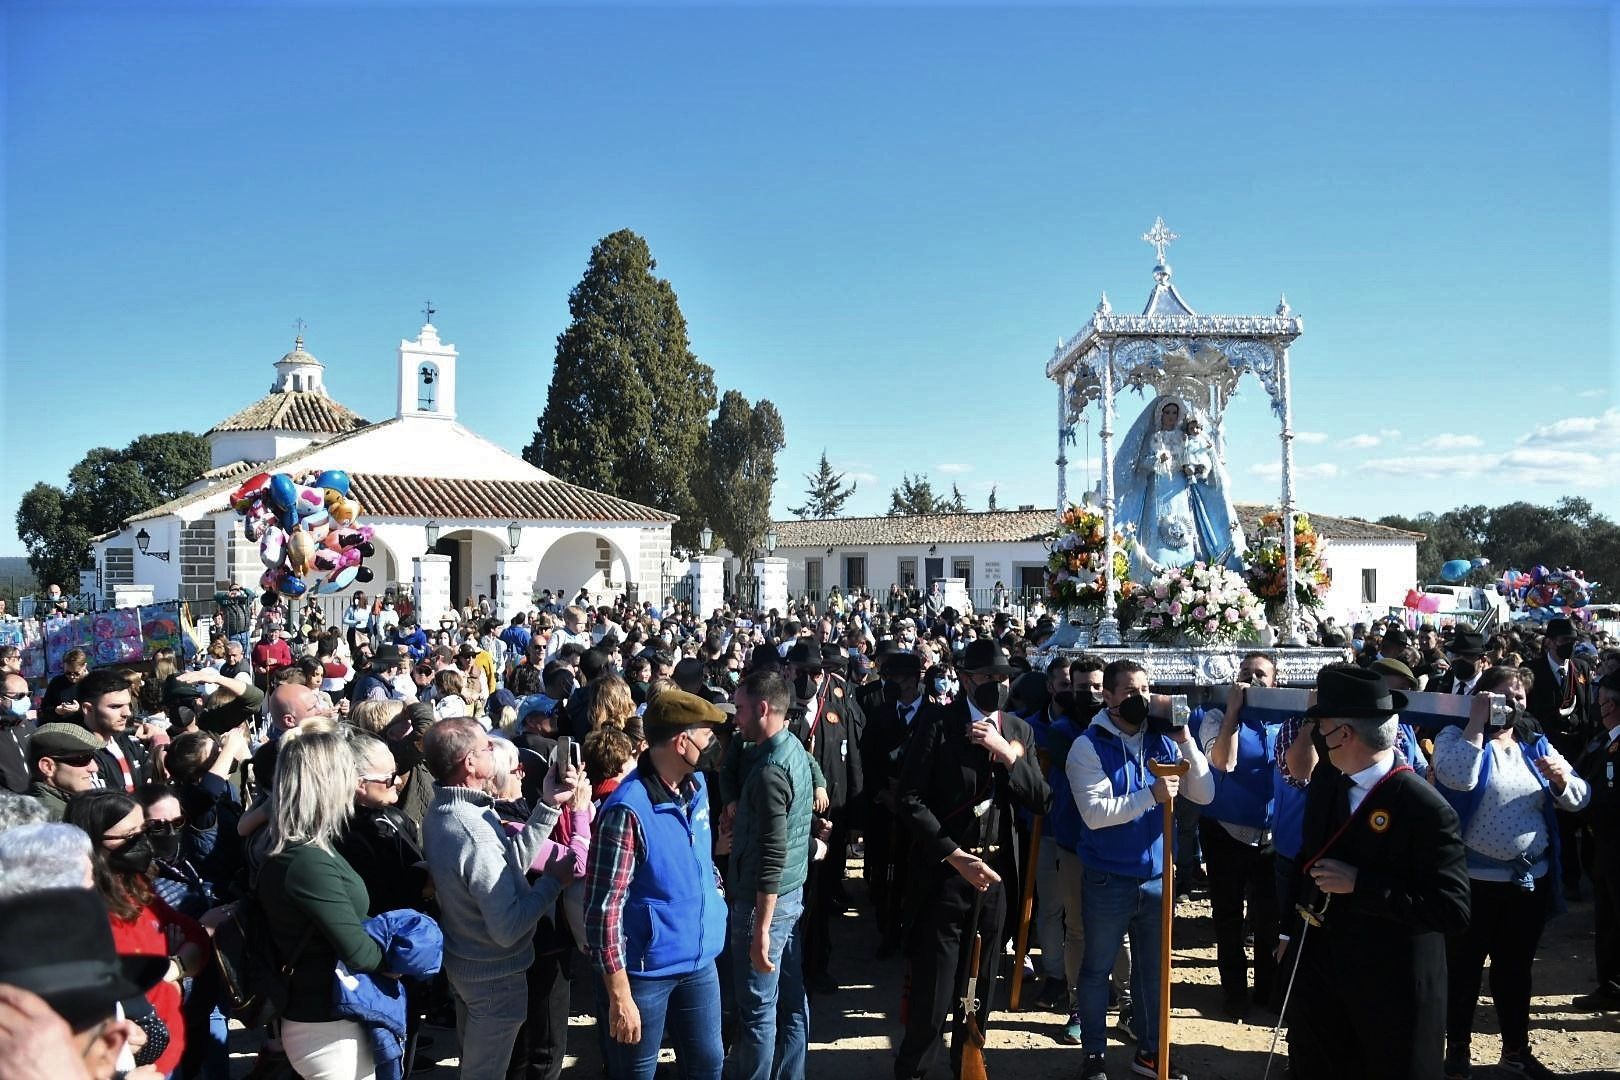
[771,505,1422,626]
[91,322,676,620]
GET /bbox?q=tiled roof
[348,474,677,524]
[774,510,1057,548]
[196,460,263,483]
[773,503,1424,548]
[208,391,369,435]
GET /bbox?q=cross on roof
[292,317,307,343]
[423,300,436,324]
[1143,216,1179,265]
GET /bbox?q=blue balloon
[312,469,351,497]
[1439,559,1471,583]
[267,473,302,529]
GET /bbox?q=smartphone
[1486,692,1511,729]
[552,735,573,778]
[1169,695,1191,728]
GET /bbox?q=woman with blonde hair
[588,673,636,732]
[432,668,468,720]
[257,729,388,1080]
[350,698,405,737]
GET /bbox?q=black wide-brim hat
[958,638,1017,677]
[1447,629,1489,657]
[783,640,824,670]
[0,888,167,1031]
[1305,664,1408,719]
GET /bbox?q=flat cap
[643,688,729,730]
[29,722,105,761]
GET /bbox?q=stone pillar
[754,557,788,615]
[690,556,725,622]
[412,554,453,627]
[495,555,534,622]
[942,577,970,614]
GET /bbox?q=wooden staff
[1147,758,1191,1080]
[1007,814,1044,1010]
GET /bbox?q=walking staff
[1147,758,1190,1080]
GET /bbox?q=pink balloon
[1416,594,1442,614]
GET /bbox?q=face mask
[1051,690,1077,715]
[970,680,1008,714]
[1351,638,1364,653]
[1553,641,1574,661]
[690,733,724,771]
[1117,694,1149,728]
[725,671,740,687]
[147,828,182,864]
[794,673,817,700]
[931,677,950,697]
[1312,722,1349,759]
[1087,690,1107,709]
[106,834,155,875]
[7,696,28,720]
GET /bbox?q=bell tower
[398,310,457,421]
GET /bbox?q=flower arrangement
[1139,562,1266,644]
[1244,510,1331,621]
[1046,504,1136,613]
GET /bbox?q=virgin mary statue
[1112,395,1246,580]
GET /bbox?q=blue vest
[1075,725,1180,880]
[1043,715,1085,852]
[1272,771,1307,860]
[600,766,728,978]
[1435,733,1566,915]
[1203,709,1280,831]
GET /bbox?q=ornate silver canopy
[1047,219,1308,645]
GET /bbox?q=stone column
[412,554,453,627]
[690,556,725,622]
[495,555,534,622]
[754,557,788,615]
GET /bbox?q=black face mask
[794,673,818,700]
[1052,690,1077,715]
[1553,641,1574,662]
[691,734,724,772]
[971,679,1008,714]
[148,828,182,864]
[1116,694,1149,728]
[882,681,902,705]
[1088,690,1107,709]
[107,834,155,875]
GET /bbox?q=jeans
[1054,847,1130,1012]
[1034,839,1067,983]
[728,887,808,1080]
[1078,868,1162,1057]
[451,969,530,1080]
[602,963,724,1080]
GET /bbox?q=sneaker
[1497,1048,1555,1078]
[1130,1051,1188,1080]
[1115,1000,1135,1041]
[1060,1011,1083,1045]
[1082,1053,1109,1080]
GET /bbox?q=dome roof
[277,336,324,368]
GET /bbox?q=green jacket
[729,727,814,899]
[28,781,68,822]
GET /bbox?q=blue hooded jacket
[332,909,444,1080]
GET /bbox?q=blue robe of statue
[1113,396,1245,581]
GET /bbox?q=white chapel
[90,321,677,620]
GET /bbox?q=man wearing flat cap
[894,639,1050,1080]
[27,722,105,821]
[584,689,730,1079]
[783,638,863,993]
[1285,663,1470,1080]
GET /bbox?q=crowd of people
[0,580,1616,1080]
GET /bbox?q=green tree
[947,483,967,513]
[15,432,210,588]
[888,473,949,516]
[524,230,717,548]
[987,485,998,512]
[696,390,786,565]
[788,450,857,519]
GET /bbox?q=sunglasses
[48,752,97,768]
[359,773,399,787]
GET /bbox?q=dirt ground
[234,861,1619,1078]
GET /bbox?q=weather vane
[292,317,307,338]
[423,300,436,324]
[1143,216,1179,266]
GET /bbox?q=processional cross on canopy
[1143,216,1179,266]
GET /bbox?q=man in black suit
[1527,617,1599,897]
[1286,664,1471,1080]
[1426,629,1490,696]
[1575,671,1620,1010]
[894,640,1050,1080]
[860,649,926,956]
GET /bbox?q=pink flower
[1150,616,1165,629]
[1154,584,1169,600]
[1168,601,1183,616]
[1224,608,1239,623]
[1206,618,1219,632]
[1192,606,1207,620]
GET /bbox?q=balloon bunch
[229,469,375,597]
[1495,564,1598,612]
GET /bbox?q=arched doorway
[534,532,631,607]
[433,528,509,611]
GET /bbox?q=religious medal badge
[1045,504,1137,615]
[1139,561,1266,645]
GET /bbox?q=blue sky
[3,1,1614,557]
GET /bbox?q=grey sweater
[421,785,562,981]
